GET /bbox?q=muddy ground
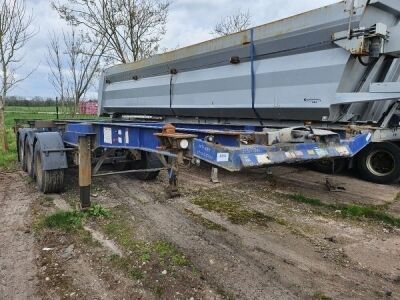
[1,165,400,299]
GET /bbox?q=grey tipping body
[99,0,400,124]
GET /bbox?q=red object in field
[79,100,98,115]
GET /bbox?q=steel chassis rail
[18,120,372,209]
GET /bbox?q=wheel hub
[366,150,395,177]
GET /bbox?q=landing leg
[167,157,180,198]
[79,136,92,209]
[210,167,220,183]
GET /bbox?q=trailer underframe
[16,120,374,209]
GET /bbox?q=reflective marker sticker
[217,153,229,162]
[336,146,349,156]
[307,149,315,155]
[285,152,296,159]
[125,130,129,144]
[295,151,303,157]
[366,133,372,141]
[103,127,112,144]
[256,154,272,164]
[315,149,328,157]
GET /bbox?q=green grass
[86,203,111,218]
[287,194,400,227]
[154,241,189,266]
[0,105,104,170]
[6,105,74,113]
[192,189,274,226]
[103,210,189,267]
[109,254,132,271]
[184,209,227,231]
[37,204,110,232]
[39,211,84,232]
[313,292,332,300]
[130,268,145,280]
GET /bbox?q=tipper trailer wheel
[34,141,65,193]
[132,152,162,181]
[310,158,346,174]
[25,139,35,178]
[19,137,27,172]
[356,142,400,184]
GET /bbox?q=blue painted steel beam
[192,133,372,171]
[62,121,372,171]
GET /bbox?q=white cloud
[10,0,341,98]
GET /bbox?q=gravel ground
[1,165,400,299]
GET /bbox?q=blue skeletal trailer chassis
[17,120,371,208]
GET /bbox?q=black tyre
[19,136,27,172]
[34,141,65,193]
[112,151,132,171]
[310,158,347,174]
[131,152,162,181]
[25,139,35,178]
[356,142,400,184]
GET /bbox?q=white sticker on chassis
[103,127,112,144]
[217,153,229,162]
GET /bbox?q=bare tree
[52,0,170,64]
[48,27,106,112]
[47,32,68,109]
[66,29,106,111]
[0,0,34,151]
[212,10,252,36]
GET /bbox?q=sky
[11,0,341,98]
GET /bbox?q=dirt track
[1,166,400,299]
[0,172,39,299]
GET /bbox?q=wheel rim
[25,143,32,175]
[36,151,43,188]
[366,149,395,177]
[19,140,25,166]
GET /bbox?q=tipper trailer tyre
[310,158,347,174]
[25,139,35,178]
[356,142,400,184]
[131,152,162,181]
[34,141,65,193]
[18,137,27,172]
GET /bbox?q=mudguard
[33,132,68,171]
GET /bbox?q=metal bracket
[333,23,388,56]
[167,156,181,198]
[93,167,166,177]
[381,101,400,128]
[92,149,116,175]
[261,126,339,145]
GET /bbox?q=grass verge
[1,106,103,170]
[192,189,274,226]
[287,194,400,227]
[36,203,110,232]
[102,211,189,267]
[184,209,227,231]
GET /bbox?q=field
[0,106,99,170]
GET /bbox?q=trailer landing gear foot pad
[167,170,180,198]
[80,186,91,209]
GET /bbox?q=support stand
[79,136,92,209]
[167,156,181,198]
[210,167,220,183]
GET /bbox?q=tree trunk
[75,92,80,114]
[0,95,8,152]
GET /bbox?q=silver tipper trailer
[98,0,400,184]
